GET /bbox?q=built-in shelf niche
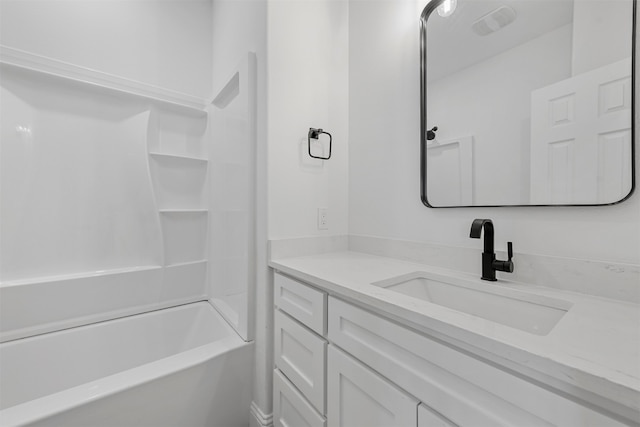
[149,153,208,210]
[148,104,209,269]
[159,211,208,266]
[147,107,208,159]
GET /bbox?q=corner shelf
[159,209,208,214]
[148,152,208,163]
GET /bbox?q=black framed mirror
[420,0,636,207]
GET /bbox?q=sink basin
[373,272,571,335]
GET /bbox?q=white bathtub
[0,302,253,427]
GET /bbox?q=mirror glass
[420,0,635,207]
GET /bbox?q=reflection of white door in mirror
[426,136,473,206]
[530,57,632,205]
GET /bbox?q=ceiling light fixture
[437,0,457,18]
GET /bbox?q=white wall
[260,2,349,421]
[349,0,640,265]
[0,0,212,97]
[572,0,633,75]
[267,0,349,240]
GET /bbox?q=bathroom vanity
[270,251,640,427]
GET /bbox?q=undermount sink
[373,272,571,335]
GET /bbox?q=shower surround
[0,45,256,426]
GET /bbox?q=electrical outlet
[318,208,328,230]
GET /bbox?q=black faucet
[469,219,514,281]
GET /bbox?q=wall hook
[308,128,332,160]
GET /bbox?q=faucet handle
[502,242,515,273]
[492,242,515,274]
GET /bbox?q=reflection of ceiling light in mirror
[471,6,517,36]
[437,0,457,17]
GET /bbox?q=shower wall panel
[0,54,210,342]
[0,66,162,281]
[209,53,257,341]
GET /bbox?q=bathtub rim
[0,303,251,427]
[0,336,251,427]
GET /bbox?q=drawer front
[418,404,457,427]
[327,345,418,427]
[275,273,326,335]
[328,297,625,427]
[275,309,326,413]
[274,369,326,427]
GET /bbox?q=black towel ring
[308,128,332,160]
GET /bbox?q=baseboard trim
[250,401,273,427]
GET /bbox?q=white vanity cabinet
[273,272,629,427]
[327,297,627,427]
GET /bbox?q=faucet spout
[470,219,494,255]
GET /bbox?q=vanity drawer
[274,369,326,427]
[328,296,625,427]
[418,404,457,427]
[275,309,326,413]
[274,272,326,335]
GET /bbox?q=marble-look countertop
[269,251,640,415]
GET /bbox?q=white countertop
[269,251,640,413]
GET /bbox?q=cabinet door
[327,345,418,427]
[418,404,457,427]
